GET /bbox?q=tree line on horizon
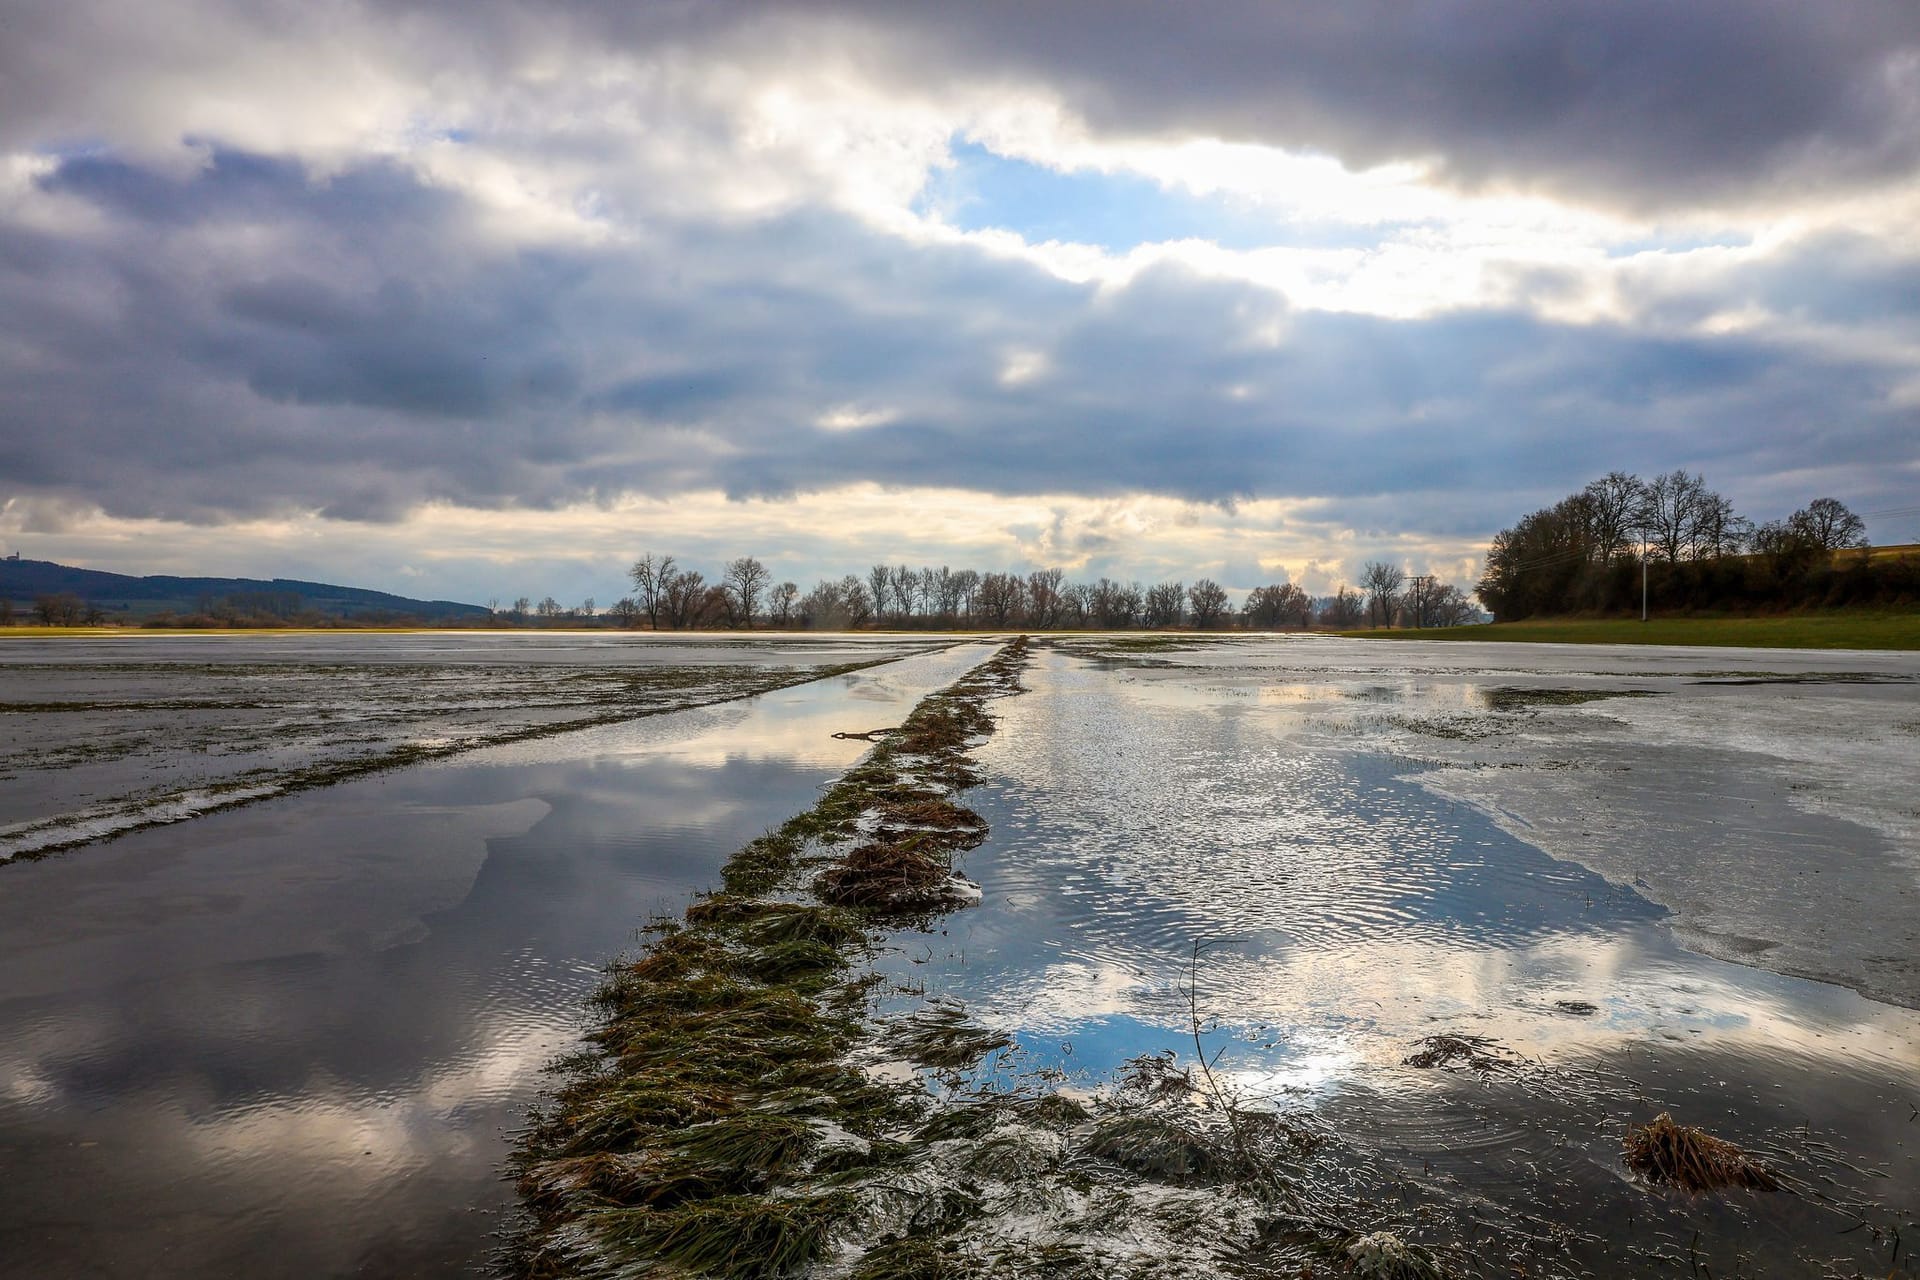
[594,554,1479,632]
[1477,472,1909,619]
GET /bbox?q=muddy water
[881,639,1920,1277]
[0,642,989,1279]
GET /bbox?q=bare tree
[1690,492,1750,560]
[1187,579,1230,629]
[1317,585,1365,628]
[771,581,798,628]
[1143,581,1184,627]
[890,564,919,622]
[867,564,892,624]
[950,568,980,623]
[33,592,85,625]
[662,571,707,629]
[1086,577,1143,628]
[975,572,1026,627]
[1026,568,1066,628]
[1243,583,1311,629]
[697,583,734,628]
[1789,497,1869,551]
[1060,581,1092,628]
[1582,471,1650,565]
[629,554,676,630]
[930,566,962,624]
[917,567,943,623]
[1423,582,1477,627]
[607,597,642,627]
[724,556,769,627]
[1360,562,1404,627]
[841,576,874,628]
[1643,470,1706,564]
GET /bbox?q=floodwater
[0,630,946,858]
[0,639,988,1279]
[877,636,1920,1277]
[4,630,1917,1277]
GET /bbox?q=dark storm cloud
[3,146,1913,530]
[497,0,1920,210]
[7,2,1918,213]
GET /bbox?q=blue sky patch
[917,139,1390,253]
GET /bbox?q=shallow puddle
[0,643,988,1279]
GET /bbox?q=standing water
[871,638,1920,1276]
[0,640,987,1278]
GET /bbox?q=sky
[3,1,1918,608]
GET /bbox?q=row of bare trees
[26,593,101,625]
[1479,472,1875,619]
[612,554,1475,631]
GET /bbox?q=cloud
[849,0,1920,213]
[1,2,1917,592]
[5,144,1918,526]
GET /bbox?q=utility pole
[1640,533,1649,622]
[1409,575,1434,629]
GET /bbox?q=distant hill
[0,557,489,622]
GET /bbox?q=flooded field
[0,637,986,1277]
[866,636,1920,1277]
[2,632,1916,1278]
[0,632,945,859]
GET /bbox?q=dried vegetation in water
[1622,1112,1780,1193]
[1402,1034,1519,1074]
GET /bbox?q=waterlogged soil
[856,636,1920,1277]
[0,632,947,859]
[0,643,993,1279]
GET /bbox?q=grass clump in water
[503,640,1030,1279]
[1402,1033,1514,1073]
[1081,1114,1240,1186]
[589,1192,851,1279]
[1337,1231,1449,1280]
[1622,1112,1780,1192]
[884,1003,1014,1071]
[817,836,966,914]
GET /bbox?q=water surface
[0,642,987,1279]
[876,639,1920,1276]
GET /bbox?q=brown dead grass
[1402,1034,1513,1072]
[1623,1112,1779,1192]
[873,797,988,833]
[816,839,958,913]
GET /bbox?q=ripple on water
[873,646,1920,1278]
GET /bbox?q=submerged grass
[504,639,1032,1278]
